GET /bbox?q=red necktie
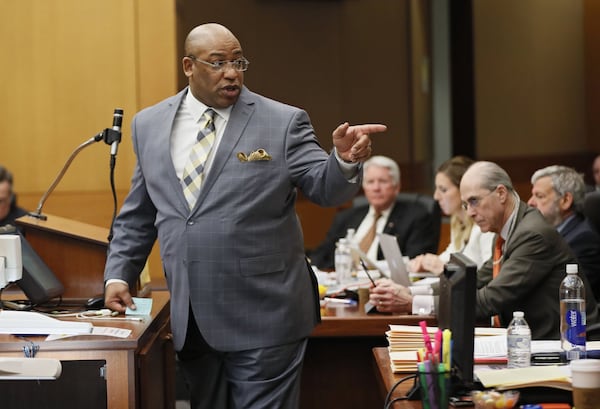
[492,236,505,327]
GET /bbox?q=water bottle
[560,263,586,360]
[507,311,531,368]
[335,238,352,285]
[345,228,359,276]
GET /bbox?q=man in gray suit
[370,161,599,340]
[102,23,386,409]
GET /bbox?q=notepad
[475,365,572,391]
[126,297,153,315]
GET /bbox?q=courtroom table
[373,346,423,409]
[300,301,435,409]
[0,291,174,409]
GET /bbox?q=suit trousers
[177,308,308,409]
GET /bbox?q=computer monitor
[437,252,477,394]
[0,234,22,289]
[0,226,64,305]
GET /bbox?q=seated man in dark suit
[528,165,600,301]
[370,161,599,340]
[308,155,440,270]
[0,165,27,227]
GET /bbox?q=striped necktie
[492,236,505,327]
[182,109,216,208]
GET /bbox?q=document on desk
[126,297,153,315]
[0,310,92,335]
[46,326,132,341]
[475,365,572,391]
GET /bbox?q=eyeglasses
[461,186,497,211]
[186,55,250,72]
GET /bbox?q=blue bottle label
[565,309,586,346]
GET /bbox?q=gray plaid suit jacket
[104,86,361,351]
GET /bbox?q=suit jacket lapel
[162,89,191,212]
[560,214,580,239]
[191,87,255,210]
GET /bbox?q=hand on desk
[104,282,137,314]
[368,278,412,314]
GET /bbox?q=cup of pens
[416,361,450,409]
[417,321,452,409]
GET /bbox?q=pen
[437,362,448,409]
[434,329,442,363]
[93,316,146,321]
[419,320,433,355]
[417,362,431,409]
[323,297,357,305]
[359,259,377,287]
[530,349,600,365]
[442,329,451,371]
[423,359,438,409]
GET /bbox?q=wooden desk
[373,346,423,409]
[16,214,110,299]
[0,291,174,409]
[300,302,434,409]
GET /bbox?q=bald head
[462,161,514,193]
[184,23,238,56]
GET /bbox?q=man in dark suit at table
[370,161,599,340]
[101,23,387,409]
[308,155,440,270]
[0,165,27,228]
[528,165,600,301]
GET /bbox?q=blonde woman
[409,156,495,275]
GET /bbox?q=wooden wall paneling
[584,0,600,152]
[1,0,177,284]
[1,0,138,193]
[473,0,587,158]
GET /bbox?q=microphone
[109,108,123,157]
[28,109,124,220]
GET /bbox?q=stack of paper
[387,324,506,373]
[0,310,92,335]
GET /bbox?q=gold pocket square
[237,149,272,162]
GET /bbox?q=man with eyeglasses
[528,165,600,301]
[370,161,599,340]
[102,23,386,409]
[0,165,27,228]
[308,155,440,270]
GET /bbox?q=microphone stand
[104,128,121,242]
[28,128,119,221]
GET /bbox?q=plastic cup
[417,364,450,409]
[570,359,600,409]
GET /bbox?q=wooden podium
[15,214,110,299]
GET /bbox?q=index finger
[350,124,387,135]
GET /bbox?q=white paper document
[0,310,92,335]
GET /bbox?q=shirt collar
[556,213,576,233]
[368,202,394,219]
[185,88,232,123]
[500,192,520,241]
